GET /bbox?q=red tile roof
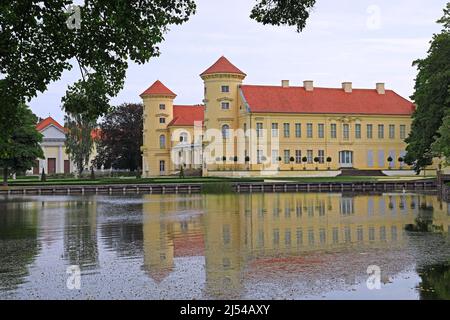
[200,56,246,77]
[168,105,205,127]
[140,80,177,97]
[240,85,415,115]
[36,116,65,132]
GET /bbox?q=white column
[58,145,64,173]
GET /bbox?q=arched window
[222,125,230,139]
[159,135,166,149]
[180,132,188,143]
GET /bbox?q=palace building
[140,56,416,177]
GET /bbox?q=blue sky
[29,0,448,124]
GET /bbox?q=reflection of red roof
[200,56,246,77]
[140,80,177,97]
[241,85,415,115]
[36,117,65,132]
[173,233,204,257]
[168,105,205,127]
[91,128,101,140]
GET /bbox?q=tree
[0,1,197,119]
[0,104,44,186]
[64,111,97,176]
[432,113,450,165]
[250,0,316,32]
[405,3,450,173]
[94,103,143,171]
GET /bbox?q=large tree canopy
[405,3,450,172]
[94,103,143,172]
[0,104,44,185]
[0,0,197,119]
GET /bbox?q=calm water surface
[0,192,450,300]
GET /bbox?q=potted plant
[326,157,332,170]
[314,157,320,170]
[398,157,404,170]
[302,156,308,170]
[289,156,295,170]
[387,156,393,170]
[245,156,250,171]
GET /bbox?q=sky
[29,0,448,124]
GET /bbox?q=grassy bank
[4,175,433,187]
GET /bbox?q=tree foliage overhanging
[405,3,450,172]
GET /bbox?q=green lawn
[4,175,432,187]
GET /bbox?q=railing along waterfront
[0,184,202,195]
[233,180,437,193]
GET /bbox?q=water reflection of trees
[63,199,99,270]
[0,201,40,292]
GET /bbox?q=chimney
[281,80,290,88]
[303,80,314,92]
[342,82,352,93]
[376,83,385,94]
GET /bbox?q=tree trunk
[2,167,8,186]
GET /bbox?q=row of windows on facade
[245,123,408,140]
[250,197,417,218]
[247,225,402,248]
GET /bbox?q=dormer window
[159,104,166,110]
[221,85,230,93]
[221,102,230,110]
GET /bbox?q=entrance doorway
[339,151,353,168]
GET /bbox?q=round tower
[200,56,246,172]
[140,80,176,177]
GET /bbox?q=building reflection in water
[141,193,450,298]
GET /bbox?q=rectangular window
[307,150,313,164]
[271,123,278,137]
[284,150,290,164]
[378,124,384,139]
[400,125,406,139]
[318,124,324,138]
[367,124,373,139]
[272,150,279,164]
[389,125,395,139]
[257,150,263,164]
[221,102,230,110]
[355,124,361,139]
[295,150,302,164]
[331,124,337,139]
[343,124,350,140]
[159,118,165,124]
[159,104,166,110]
[273,229,280,246]
[256,122,263,138]
[221,85,230,93]
[295,123,301,137]
[318,150,325,164]
[307,123,313,138]
[283,123,290,137]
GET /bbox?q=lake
[0,192,449,300]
